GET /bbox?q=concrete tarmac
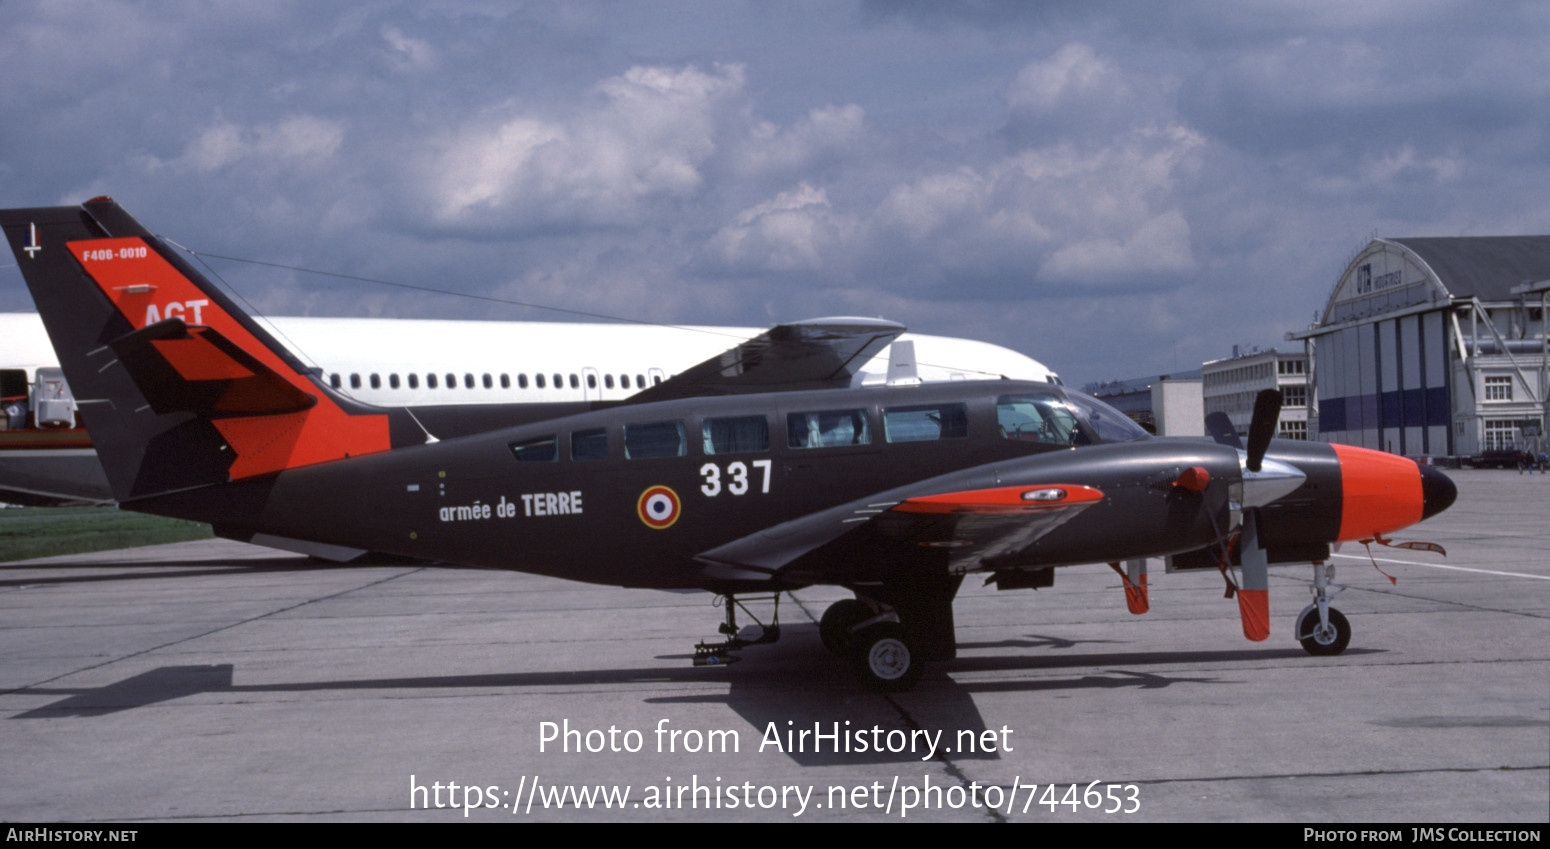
[1,469,1546,823]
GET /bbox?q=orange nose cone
[1331,444,1427,541]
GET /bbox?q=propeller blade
[1204,411,1241,449]
[1237,510,1270,642]
[1244,389,1282,472]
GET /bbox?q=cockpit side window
[996,394,1079,446]
[997,392,1149,446]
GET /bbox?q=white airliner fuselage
[0,312,1059,505]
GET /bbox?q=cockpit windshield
[996,389,1149,447]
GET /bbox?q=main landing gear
[819,599,923,691]
[1294,562,1351,656]
[694,578,957,692]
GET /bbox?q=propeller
[1238,388,1283,639]
[1244,389,1283,472]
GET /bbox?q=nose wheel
[1295,562,1350,655]
[1295,606,1351,655]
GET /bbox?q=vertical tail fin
[0,198,404,502]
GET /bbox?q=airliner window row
[326,371,663,392]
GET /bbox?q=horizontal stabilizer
[109,318,318,417]
[626,317,905,404]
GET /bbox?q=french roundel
[637,485,681,529]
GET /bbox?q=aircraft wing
[694,472,1104,584]
[623,317,904,404]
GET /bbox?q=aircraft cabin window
[552,373,562,389]
[518,374,529,389]
[329,374,341,389]
[446,373,456,389]
[883,403,968,443]
[625,420,687,459]
[350,374,361,389]
[370,374,381,389]
[788,409,871,449]
[569,374,579,389]
[572,428,607,461]
[508,435,558,462]
[483,374,493,389]
[704,416,770,455]
[427,373,438,389]
[586,373,597,389]
[500,374,509,389]
[464,373,474,389]
[604,374,614,390]
[389,374,400,389]
[635,374,645,389]
[536,374,546,389]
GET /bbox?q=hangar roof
[1389,236,1550,301]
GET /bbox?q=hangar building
[1288,237,1550,459]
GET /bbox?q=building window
[1279,421,1308,440]
[1484,419,1518,450]
[1282,385,1307,407]
[1485,376,1513,402]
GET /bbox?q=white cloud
[1004,43,1126,115]
[423,64,745,228]
[381,24,437,72]
[144,115,346,174]
[735,104,866,176]
[703,183,859,274]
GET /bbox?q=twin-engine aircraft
[1,198,1457,690]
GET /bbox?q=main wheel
[819,599,870,655]
[851,623,923,691]
[1296,606,1351,656]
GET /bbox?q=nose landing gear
[1294,562,1351,655]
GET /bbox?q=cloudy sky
[3,1,1548,387]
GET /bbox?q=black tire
[819,599,870,655]
[851,623,923,691]
[1296,607,1351,656]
